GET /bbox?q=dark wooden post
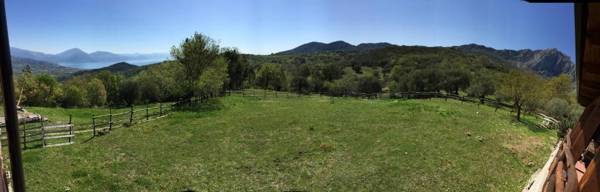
[146,103,149,120]
[21,122,25,149]
[40,116,44,147]
[129,106,134,124]
[159,103,163,116]
[68,114,72,143]
[92,116,96,137]
[108,107,112,130]
[109,110,113,131]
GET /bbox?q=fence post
[109,112,112,131]
[21,122,25,149]
[68,114,72,143]
[129,106,134,124]
[159,103,163,116]
[146,103,149,120]
[40,116,45,147]
[92,116,96,137]
[108,107,113,131]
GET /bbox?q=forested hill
[66,62,145,80]
[274,41,574,77]
[249,44,513,75]
[11,56,79,77]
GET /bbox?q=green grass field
[19,95,556,191]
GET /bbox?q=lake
[59,58,168,69]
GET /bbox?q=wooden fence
[0,102,174,150]
[225,89,515,110]
[0,115,74,149]
[91,103,173,136]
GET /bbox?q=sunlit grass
[21,96,556,191]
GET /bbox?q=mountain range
[10,47,169,69]
[276,41,574,76]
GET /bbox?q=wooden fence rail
[0,102,174,149]
[225,89,515,110]
[91,103,172,136]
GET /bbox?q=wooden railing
[542,98,600,192]
[91,103,173,136]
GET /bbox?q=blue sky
[5,0,574,59]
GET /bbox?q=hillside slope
[11,57,79,77]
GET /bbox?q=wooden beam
[556,161,566,192]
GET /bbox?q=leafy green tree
[223,48,249,90]
[16,65,37,106]
[171,33,220,98]
[136,61,185,101]
[357,67,382,94]
[321,63,343,82]
[33,74,61,106]
[86,78,107,106]
[327,68,359,96]
[440,69,470,94]
[255,63,286,91]
[545,74,573,102]
[195,57,229,98]
[96,71,123,105]
[61,84,86,107]
[289,65,311,94]
[119,79,140,106]
[497,70,544,121]
[467,74,496,99]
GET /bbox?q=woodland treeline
[13,33,580,134]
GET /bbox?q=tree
[545,74,573,102]
[96,71,123,105]
[255,63,286,91]
[467,74,496,99]
[497,70,544,121]
[171,33,220,98]
[223,48,249,90]
[86,78,107,106]
[33,74,61,106]
[195,57,229,98]
[136,61,185,101]
[16,65,37,106]
[119,79,140,106]
[440,69,470,94]
[289,65,311,94]
[326,68,359,96]
[357,67,382,94]
[61,84,86,108]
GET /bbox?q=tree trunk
[516,103,522,121]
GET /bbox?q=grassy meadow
[19,95,556,191]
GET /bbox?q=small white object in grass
[404,152,408,155]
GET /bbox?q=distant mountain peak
[276,41,393,55]
[454,44,574,76]
[60,48,87,55]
